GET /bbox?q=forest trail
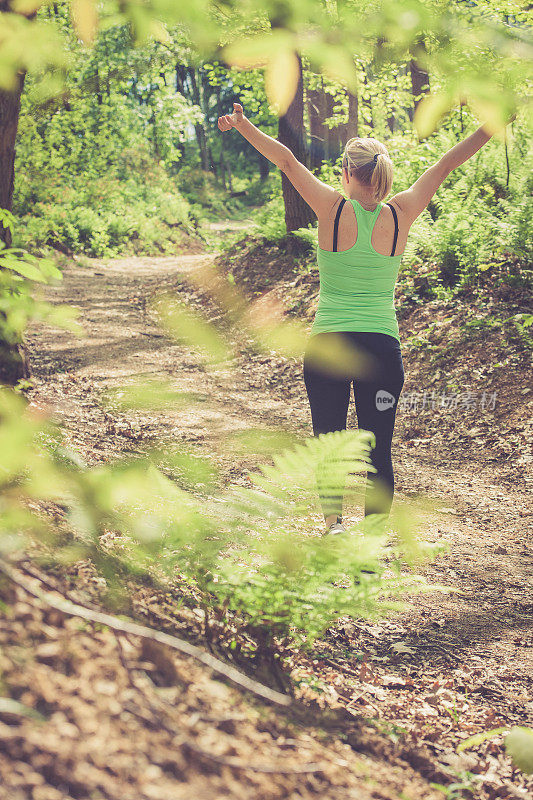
[22,231,532,797]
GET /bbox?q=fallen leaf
[391,642,416,655]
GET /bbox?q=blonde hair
[342,137,393,202]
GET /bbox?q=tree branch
[0,558,290,707]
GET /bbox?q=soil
[1,216,532,800]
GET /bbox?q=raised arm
[217,103,339,218]
[390,124,494,223]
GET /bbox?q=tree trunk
[207,145,217,175]
[409,59,430,113]
[219,151,226,189]
[307,78,327,171]
[220,150,233,192]
[258,152,270,180]
[0,70,30,385]
[188,67,209,171]
[0,340,30,386]
[325,91,341,162]
[347,90,359,140]
[194,124,209,170]
[200,69,217,175]
[95,67,103,106]
[225,154,233,192]
[0,72,24,244]
[277,53,316,235]
[338,87,359,148]
[175,63,186,95]
[408,39,430,122]
[0,3,39,386]
[148,87,160,158]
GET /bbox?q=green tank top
[310,197,403,343]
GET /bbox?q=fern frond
[247,428,375,515]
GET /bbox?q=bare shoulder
[315,187,344,221]
[316,191,347,242]
[324,190,344,215]
[384,196,408,219]
[380,197,412,255]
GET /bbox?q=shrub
[254,195,288,243]
[13,173,199,257]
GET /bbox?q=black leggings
[303,331,404,519]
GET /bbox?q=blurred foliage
[2,1,528,265]
[1,0,529,131]
[458,725,533,775]
[0,0,533,260]
[0,210,83,349]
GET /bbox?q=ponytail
[343,138,393,201]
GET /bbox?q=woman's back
[310,198,403,342]
[317,196,407,256]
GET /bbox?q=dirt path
[23,238,532,798]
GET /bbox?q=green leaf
[300,41,358,93]
[38,259,63,282]
[1,256,46,282]
[505,727,533,774]
[39,303,84,335]
[71,0,98,45]
[265,48,300,116]
[0,209,15,233]
[102,379,205,413]
[0,697,45,721]
[457,726,508,753]
[222,30,295,69]
[9,0,46,11]
[150,293,230,365]
[414,92,455,139]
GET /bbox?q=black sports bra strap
[332,197,346,252]
[385,202,398,256]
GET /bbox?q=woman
[218,101,496,534]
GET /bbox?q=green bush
[14,170,199,257]
[240,174,280,207]
[254,194,288,243]
[177,163,244,218]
